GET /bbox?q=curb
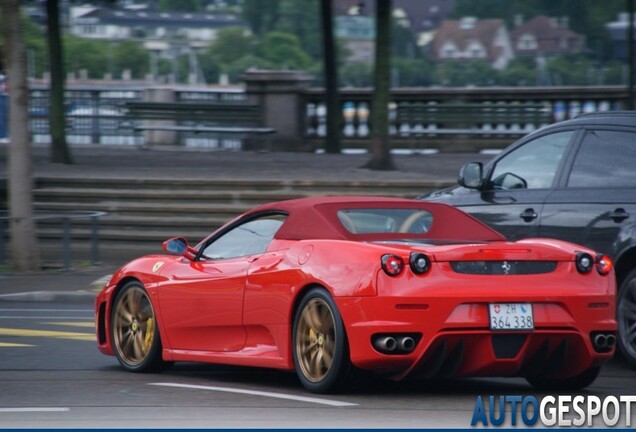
[0,274,109,304]
[0,289,96,304]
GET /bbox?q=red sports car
[95,196,616,393]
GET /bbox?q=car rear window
[337,208,433,234]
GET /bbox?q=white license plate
[489,303,534,330]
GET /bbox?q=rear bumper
[336,295,616,379]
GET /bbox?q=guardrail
[0,210,107,271]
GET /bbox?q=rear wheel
[292,288,355,393]
[526,367,600,391]
[618,269,636,368]
[111,281,166,372]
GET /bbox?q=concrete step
[34,176,446,194]
[37,214,229,230]
[23,175,456,265]
[33,188,315,205]
[37,227,210,243]
[33,201,252,217]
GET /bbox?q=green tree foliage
[242,0,281,36]
[205,26,255,66]
[546,54,594,85]
[62,36,149,80]
[259,31,313,70]
[498,57,537,86]
[63,36,109,78]
[275,0,322,60]
[159,0,203,12]
[435,60,496,87]
[112,40,149,79]
[341,61,372,87]
[392,58,435,87]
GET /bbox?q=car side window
[200,214,287,260]
[567,130,636,188]
[490,131,574,190]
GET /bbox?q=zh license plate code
[489,303,534,330]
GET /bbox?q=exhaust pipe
[606,334,616,348]
[593,334,607,350]
[398,336,416,353]
[374,336,397,352]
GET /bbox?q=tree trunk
[47,0,73,164]
[321,0,341,153]
[364,0,395,170]
[1,0,41,270]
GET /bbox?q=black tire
[526,367,601,391]
[618,269,636,368]
[292,287,356,393]
[111,281,166,372]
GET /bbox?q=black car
[421,111,636,367]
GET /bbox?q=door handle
[519,208,538,222]
[609,208,630,223]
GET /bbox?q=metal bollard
[91,215,99,265]
[0,218,5,265]
[62,217,71,271]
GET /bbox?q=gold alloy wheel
[113,286,156,366]
[296,298,336,383]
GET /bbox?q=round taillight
[596,254,613,276]
[409,252,431,275]
[381,254,404,277]
[575,252,594,274]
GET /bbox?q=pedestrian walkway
[0,143,493,183]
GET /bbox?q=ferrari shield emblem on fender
[152,261,164,273]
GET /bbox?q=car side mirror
[458,162,484,189]
[162,237,196,261]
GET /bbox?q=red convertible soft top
[245,196,506,242]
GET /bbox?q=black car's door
[539,128,636,256]
[456,130,576,240]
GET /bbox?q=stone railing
[25,72,633,152]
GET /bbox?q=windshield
[337,208,433,234]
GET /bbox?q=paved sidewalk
[0,265,118,304]
[0,143,493,182]
[0,143,496,301]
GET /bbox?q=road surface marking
[44,322,95,328]
[0,407,69,412]
[149,382,358,407]
[0,328,94,341]
[0,342,34,348]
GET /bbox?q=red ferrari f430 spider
[95,197,616,393]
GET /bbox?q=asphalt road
[0,300,635,428]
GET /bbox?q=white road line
[0,407,70,412]
[149,383,358,407]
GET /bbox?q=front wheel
[292,288,355,393]
[526,367,601,391]
[111,281,166,372]
[618,269,636,368]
